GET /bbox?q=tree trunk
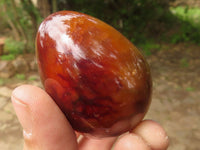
[10,0,28,52]
[2,4,21,41]
[37,0,51,18]
[52,0,57,13]
[20,0,39,36]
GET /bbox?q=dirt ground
[146,43,200,150]
[0,43,199,150]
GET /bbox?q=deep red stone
[36,11,152,137]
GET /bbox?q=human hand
[11,85,169,150]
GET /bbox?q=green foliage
[169,7,200,44]
[15,73,26,80]
[0,0,43,53]
[170,7,200,27]
[170,34,182,44]
[1,0,200,59]
[57,1,200,45]
[60,0,173,44]
[139,41,160,56]
[170,22,200,44]
[4,38,25,55]
[1,38,25,61]
[0,54,15,60]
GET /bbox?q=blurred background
[0,0,199,149]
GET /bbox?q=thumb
[11,85,78,150]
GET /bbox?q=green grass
[180,58,189,67]
[0,54,15,60]
[28,76,38,81]
[4,38,25,55]
[0,78,4,85]
[15,74,26,80]
[186,87,195,92]
[139,41,160,56]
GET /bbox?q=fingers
[11,85,78,150]
[78,120,169,150]
[78,135,117,150]
[112,133,151,150]
[113,120,169,150]
[133,120,169,150]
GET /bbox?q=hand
[11,85,169,150]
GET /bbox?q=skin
[11,84,169,150]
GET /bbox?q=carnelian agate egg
[36,11,152,137]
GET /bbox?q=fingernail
[11,94,32,134]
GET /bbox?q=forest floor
[0,42,199,150]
